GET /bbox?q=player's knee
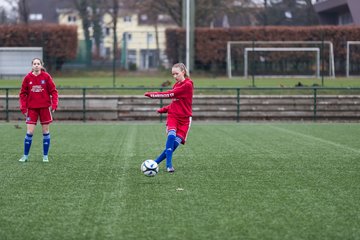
[167,129,176,137]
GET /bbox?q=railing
[1,87,360,122]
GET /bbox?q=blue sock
[24,133,33,156]
[155,136,182,164]
[165,130,176,168]
[43,133,51,156]
[154,150,166,164]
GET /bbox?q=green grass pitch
[0,122,359,239]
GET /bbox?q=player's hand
[51,105,57,112]
[21,108,27,115]
[157,107,168,114]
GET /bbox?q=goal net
[346,41,360,77]
[227,41,335,78]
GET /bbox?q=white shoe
[43,156,49,162]
[19,155,28,162]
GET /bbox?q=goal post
[227,41,335,79]
[346,41,360,77]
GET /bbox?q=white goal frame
[227,41,335,78]
[244,47,320,78]
[346,41,360,77]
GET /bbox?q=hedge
[166,26,360,75]
[0,24,78,70]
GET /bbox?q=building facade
[26,0,176,70]
[314,0,360,25]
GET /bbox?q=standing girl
[18,58,58,162]
[144,63,194,173]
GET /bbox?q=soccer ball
[141,160,159,177]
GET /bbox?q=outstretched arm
[144,81,191,99]
[144,91,174,99]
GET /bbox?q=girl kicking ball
[144,63,194,173]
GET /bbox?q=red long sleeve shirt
[148,78,193,118]
[19,71,58,112]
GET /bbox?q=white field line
[270,125,360,154]
[90,127,136,239]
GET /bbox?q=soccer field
[0,122,359,240]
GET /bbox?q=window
[338,12,353,25]
[147,33,154,44]
[124,16,131,22]
[141,14,148,21]
[29,14,43,21]
[105,47,111,58]
[127,50,137,65]
[140,49,158,69]
[158,14,171,21]
[105,27,110,36]
[67,15,77,23]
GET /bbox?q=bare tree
[105,0,120,62]
[3,0,27,23]
[130,0,246,27]
[90,0,106,59]
[129,0,182,26]
[0,8,8,24]
[303,0,319,25]
[18,0,29,23]
[156,0,182,26]
[195,0,236,27]
[73,0,92,66]
[258,0,319,26]
[72,0,120,79]
[73,0,108,61]
[111,0,119,62]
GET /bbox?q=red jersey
[148,78,193,118]
[19,71,58,112]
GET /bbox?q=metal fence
[1,87,360,122]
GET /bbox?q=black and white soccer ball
[140,159,159,177]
